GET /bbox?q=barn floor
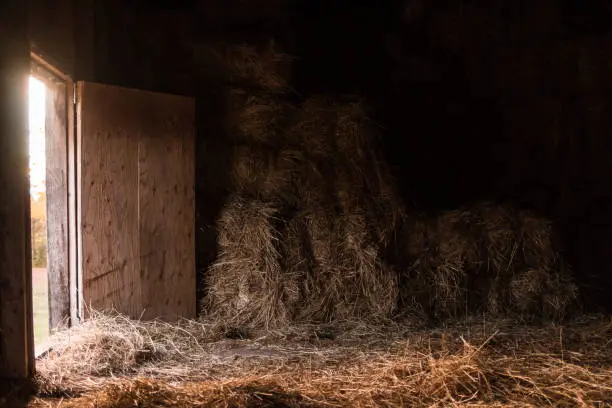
[15,313,611,407]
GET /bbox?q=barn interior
[1,0,612,406]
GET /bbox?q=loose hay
[402,202,578,320]
[30,312,612,407]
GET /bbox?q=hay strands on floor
[30,311,612,407]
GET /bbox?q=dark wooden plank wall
[27,0,76,74]
[0,0,34,379]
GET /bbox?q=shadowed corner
[0,378,37,408]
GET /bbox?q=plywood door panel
[138,99,195,321]
[78,82,140,318]
[78,82,195,321]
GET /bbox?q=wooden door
[77,82,195,321]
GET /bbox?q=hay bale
[401,202,577,320]
[230,145,294,200]
[289,209,398,322]
[509,268,577,319]
[228,88,295,145]
[336,212,399,319]
[197,41,293,92]
[202,92,406,327]
[205,200,399,327]
[288,95,380,161]
[276,146,340,209]
[518,210,558,269]
[203,195,301,328]
[334,99,377,164]
[287,96,339,157]
[288,95,406,245]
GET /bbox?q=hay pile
[202,43,405,329]
[29,312,612,407]
[401,202,578,320]
[196,43,578,328]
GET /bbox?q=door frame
[30,51,80,336]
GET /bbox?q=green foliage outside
[31,216,47,268]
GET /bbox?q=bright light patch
[29,76,46,199]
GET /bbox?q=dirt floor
[13,312,611,407]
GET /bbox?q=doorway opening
[29,53,78,357]
[28,75,49,355]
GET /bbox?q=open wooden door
[77,82,195,321]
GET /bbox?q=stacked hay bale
[281,97,405,322]
[400,202,578,320]
[198,42,299,329]
[198,42,577,327]
[200,43,405,328]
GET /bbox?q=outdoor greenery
[31,216,47,268]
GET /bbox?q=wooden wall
[27,0,76,74]
[27,0,96,80]
[0,0,34,379]
[0,0,96,379]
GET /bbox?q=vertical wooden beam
[46,80,71,331]
[0,0,34,378]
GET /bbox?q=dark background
[91,0,612,312]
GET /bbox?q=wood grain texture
[45,81,70,330]
[78,82,140,318]
[139,98,195,320]
[78,82,195,321]
[0,0,34,378]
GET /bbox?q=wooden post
[45,80,71,331]
[0,0,35,378]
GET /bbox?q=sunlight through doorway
[28,75,49,353]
